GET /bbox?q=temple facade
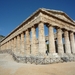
[0,8,75,64]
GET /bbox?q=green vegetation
[0,35,5,42]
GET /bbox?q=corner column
[38,22,46,55]
[49,25,55,53]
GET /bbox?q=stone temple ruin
[0,8,75,64]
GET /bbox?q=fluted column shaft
[14,37,17,53]
[17,35,21,54]
[9,41,11,49]
[11,39,13,51]
[26,30,30,55]
[8,41,10,49]
[7,42,9,49]
[64,30,71,54]
[31,26,37,55]
[8,41,9,49]
[38,22,46,54]
[57,28,64,55]
[21,32,25,55]
[70,32,75,54]
[49,26,55,53]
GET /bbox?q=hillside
[0,35,5,42]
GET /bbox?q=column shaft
[7,42,9,49]
[11,39,14,51]
[17,35,21,54]
[38,22,46,54]
[64,30,71,54]
[70,32,75,53]
[21,32,25,55]
[49,26,55,53]
[14,37,17,53]
[57,28,64,55]
[10,41,11,49]
[26,30,30,55]
[8,41,10,49]
[31,26,37,55]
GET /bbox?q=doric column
[38,22,46,55]
[6,42,7,50]
[9,41,11,49]
[4,43,6,50]
[7,42,9,49]
[10,40,12,50]
[49,25,55,53]
[26,30,30,55]
[57,28,64,55]
[31,26,37,55]
[17,35,21,54]
[8,41,9,49]
[64,30,71,54]
[9,41,10,49]
[14,37,17,53]
[11,39,14,51]
[1,45,2,50]
[21,32,25,55]
[70,32,75,54]
[3,45,4,50]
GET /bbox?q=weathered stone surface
[31,26,37,55]
[26,30,30,55]
[14,37,17,53]
[21,32,25,55]
[0,8,75,64]
[49,26,55,53]
[17,35,21,54]
[38,22,46,55]
[70,32,75,54]
[64,30,71,54]
[57,28,64,56]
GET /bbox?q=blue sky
[0,0,75,36]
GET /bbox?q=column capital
[69,30,75,33]
[38,21,44,24]
[31,25,36,28]
[62,28,68,32]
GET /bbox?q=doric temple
[0,8,75,64]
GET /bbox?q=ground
[0,53,75,75]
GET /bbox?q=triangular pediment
[50,13,73,23]
[41,8,74,24]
